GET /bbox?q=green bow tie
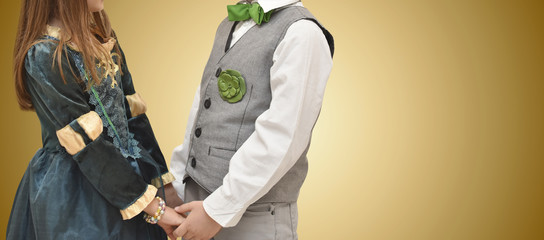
[227,2,273,25]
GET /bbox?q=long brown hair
[14,0,122,110]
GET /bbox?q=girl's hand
[160,206,185,226]
[158,207,185,239]
[144,198,185,239]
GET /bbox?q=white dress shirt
[170,0,333,227]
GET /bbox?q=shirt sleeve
[25,42,157,220]
[202,19,334,227]
[170,86,202,200]
[115,41,175,188]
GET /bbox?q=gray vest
[186,6,334,203]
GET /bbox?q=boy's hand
[173,201,222,240]
[157,207,184,240]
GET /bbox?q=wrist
[143,197,159,215]
[143,196,165,224]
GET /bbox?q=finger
[167,233,176,240]
[173,210,185,225]
[175,202,194,214]
[162,209,182,226]
[173,222,188,239]
[183,231,194,240]
[177,213,186,223]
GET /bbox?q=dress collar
[44,25,116,53]
[45,25,62,40]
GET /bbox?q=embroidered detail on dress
[71,49,142,159]
[44,29,142,159]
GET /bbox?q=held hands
[158,207,185,240]
[173,201,222,240]
[144,194,221,239]
[143,197,185,239]
[154,183,186,238]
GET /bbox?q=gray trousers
[184,178,299,240]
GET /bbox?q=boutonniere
[218,69,246,103]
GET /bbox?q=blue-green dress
[7,31,172,239]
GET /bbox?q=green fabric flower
[218,69,246,103]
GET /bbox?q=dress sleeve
[25,42,157,220]
[116,41,175,188]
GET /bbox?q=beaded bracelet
[144,196,166,224]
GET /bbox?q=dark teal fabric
[7,39,167,240]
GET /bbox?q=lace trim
[70,50,142,159]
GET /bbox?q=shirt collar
[252,0,301,13]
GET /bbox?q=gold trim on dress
[45,25,61,39]
[151,172,176,188]
[126,93,148,117]
[56,111,103,155]
[45,25,79,51]
[102,38,116,52]
[56,125,86,155]
[120,185,158,220]
[76,111,103,141]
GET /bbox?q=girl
[7,0,183,239]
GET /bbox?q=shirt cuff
[202,188,247,227]
[120,184,158,220]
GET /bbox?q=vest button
[195,128,202,138]
[215,68,222,77]
[204,98,211,109]
[191,157,196,168]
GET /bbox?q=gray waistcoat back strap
[186,6,334,203]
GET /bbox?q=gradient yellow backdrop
[1,0,543,239]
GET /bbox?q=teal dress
[7,30,173,240]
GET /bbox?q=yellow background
[1,0,543,239]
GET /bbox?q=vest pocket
[209,146,237,161]
[214,203,276,240]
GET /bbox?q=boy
[170,0,334,239]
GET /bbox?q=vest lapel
[220,22,259,63]
[224,21,239,53]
